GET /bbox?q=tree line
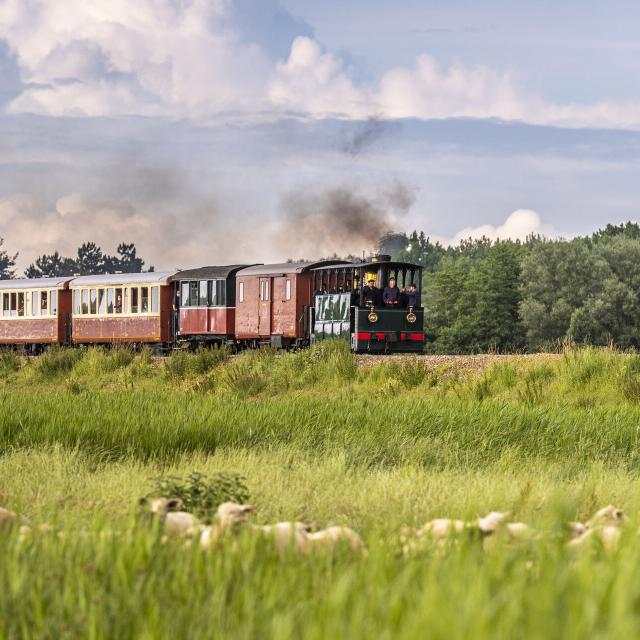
[0,241,150,279]
[3,224,640,352]
[379,222,640,353]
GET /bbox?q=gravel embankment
[355,353,561,377]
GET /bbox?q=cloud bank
[2,0,640,129]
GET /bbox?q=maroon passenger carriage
[0,276,73,350]
[69,272,176,347]
[173,265,250,347]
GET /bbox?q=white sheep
[306,526,366,553]
[0,506,17,528]
[567,505,628,554]
[200,502,256,550]
[138,496,202,538]
[255,522,311,553]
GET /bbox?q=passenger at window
[362,279,381,307]
[406,283,419,308]
[115,294,123,314]
[383,278,401,307]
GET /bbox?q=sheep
[138,496,202,538]
[200,502,256,550]
[566,505,628,554]
[0,506,18,529]
[587,505,628,528]
[305,526,366,554]
[255,522,311,554]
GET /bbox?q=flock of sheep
[0,500,630,556]
[138,497,366,554]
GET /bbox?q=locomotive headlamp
[406,306,417,323]
[367,303,378,323]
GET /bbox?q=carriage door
[258,278,271,336]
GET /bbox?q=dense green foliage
[0,236,17,279]
[384,221,640,352]
[24,241,150,277]
[2,345,640,637]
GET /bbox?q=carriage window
[124,288,129,314]
[141,287,149,313]
[90,289,97,314]
[285,279,291,301]
[181,282,189,307]
[217,280,226,307]
[107,288,114,314]
[208,280,216,306]
[131,288,139,313]
[50,290,57,316]
[31,292,38,316]
[260,280,269,301]
[41,291,48,315]
[239,282,244,303]
[10,292,17,317]
[151,286,159,313]
[1,293,7,317]
[98,288,106,314]
[197,281,206,307]
[81,289,88,314]
[189,281,199,307]
[17,292,25,317]
[73,290,80,314]
[115,288,123,314]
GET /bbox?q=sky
[1,0,640,271]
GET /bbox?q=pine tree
[24,251,76,278]
[0,237,17,279]
[76,242,106,275]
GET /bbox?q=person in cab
[362,279,381,307]
[406,283,419,308]
[383,277,401,307]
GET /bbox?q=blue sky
[0,0,639,271]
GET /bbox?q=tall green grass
[3,345,640,638]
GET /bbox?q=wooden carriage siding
[69,272,176,344]
[174,265,251,339]
[234,261,350,342]
[0,277,73,344]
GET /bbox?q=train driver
[362,279,381,307]
[383,277,401,307]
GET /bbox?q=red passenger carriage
[69,272,176,346]
[173,265,250,347]
[0,277,73,350]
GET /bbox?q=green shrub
[31,347,85,379]
[0,350,20,377]
[221,360,267,397]
[164,346,229,380]
[619,355,640,403]
[147,471,250,520]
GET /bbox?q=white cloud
[446,209,556,245]
[3,0,640,129]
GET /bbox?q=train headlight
[368,310,378,323]
[406,306,417,323]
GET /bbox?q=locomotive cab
[310,256,424,353]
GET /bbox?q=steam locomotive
[0,255,424,354]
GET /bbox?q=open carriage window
[151,287,159,313]
[181,282,190,307]
[50,290,57,316]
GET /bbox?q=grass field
[2,343,640,638]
